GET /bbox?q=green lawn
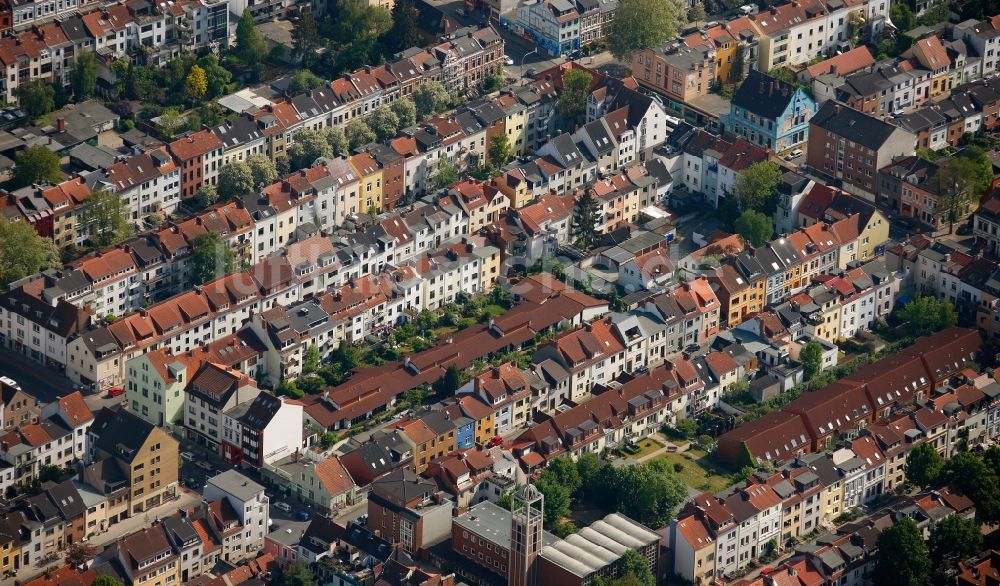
[630,437,664,458]
[655,447,736,494]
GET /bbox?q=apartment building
[88,407,180,515]
[806,101,917,201]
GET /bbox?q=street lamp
[520,48,538,85]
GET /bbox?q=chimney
[830,64,838,75]
[834,104,841,114]
[57,117,65,133]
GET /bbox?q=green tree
[571,190,600,250]
[13,145,61,187]
[92,577,124,586]
[607,459,688,527]
[196,184,219,209]
[0,217,59,289]
[556,69,594,125]
[928,514,982,568]
[70,51,98,100]
[942,451,1000,523]
[319,431,338,449]
[412,81,450,119]
[935,156,985,233]
[235,10,267,70]
[904,442,943,487]
[535,473,572,524]
[873,518,930,586]
[15,80,55,118]
[292,11,321,65]
[322,127,349,155]
[890,1,916,32]
[734,209,773,247]
[799,340,824,380]
[246,154,278,187]
[345,119,377,151]
[576,452,604,497]
[368,106,400,142]
[608,0,686,61]
[289,128,334,170]
[432,364,462,395]
[897,295,957,337]
[82,190,131,248]
[918,0,949,25]
[688,1,706,22]
[434,158,460,188]
[729,47,745,82]
[402,387,426,409]
[289,69,324,93]
[767,66,796,84]
[275,561,318,586]
[303,344,320,374]
[157,108,187,138]
[488,133,512,167]
[190,231,235,285]
[197,55,233,99]
[733,161,782,212]
[615,549,655,586]
[218,161,255,198]
[388,0,423,52]
[674,418,698,438]
[390,97,418,129]
[546,457,582,495]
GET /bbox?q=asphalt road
[0,346,78,403]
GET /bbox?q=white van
[274,502,292,513]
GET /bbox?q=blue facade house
[727,69,816,154]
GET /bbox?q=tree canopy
[556,69,594,124]
[412,81,450,120]
[0,217,59,289]
[799,340,824,381]
[928,514,982,568]
[218,161,255,198]
[390,98,418,129]
[275,561,318,586]
[71,52,99,100]
[186,64,208,100]
[346,119,377,151]
[235,10,267,76]
[190,231,235,285]
[488,133,513,167]
[873,517,930,586]
[246,154,278,187]
[904,443,943,487]
[82,190,132,248]
[608,0,686,61]
[897,295,957,337]
[15,80,56,118]
[289,128,334,170]
[368,106,400,142]
[734,209,773,247]
[733,161,782,212]
[13,145,61,188]
[571,191,600,250]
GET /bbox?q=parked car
[274,502,292,513]
[195,461,213,472]
[181,451,195,462]
[503,55,514,66]
[108,386,125,398]
[525,68,537,78]
[295,510,311,521]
